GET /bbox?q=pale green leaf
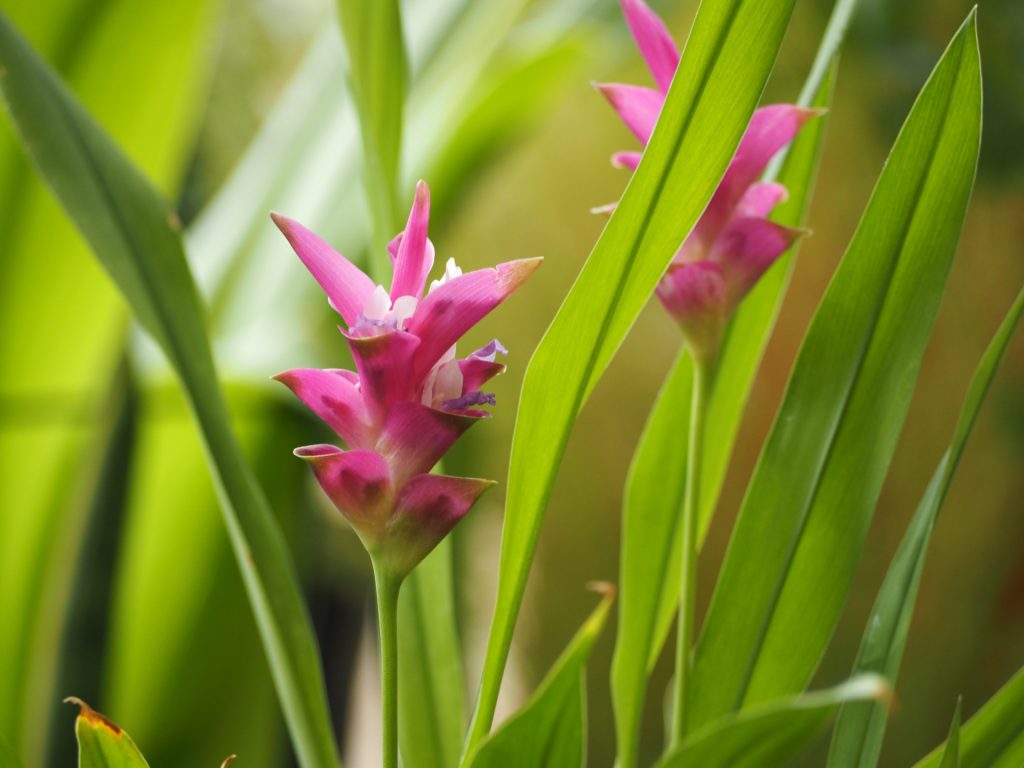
[465,0,799,754]
[656,676,889,768]
[466,587,615,768]
[0,16,340,768]
[66,698,150,768]
[690,10,982,731]
[828,285,1024,767]
[914,666,1024,768]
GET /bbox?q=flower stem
[671,358,712,749]
[372,560,401,768]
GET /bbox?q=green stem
[671,359,712,748]
[373,560,401,768]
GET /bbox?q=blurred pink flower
[273,181,540,575]
[598,0,820,360]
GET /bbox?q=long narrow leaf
[0,16,340,768]
[466,586,615,768]
[657,675,889,768]
[828,284,1024,767]
[611,55,836,767]
[914,666,1024,768]
[465,0,799,753]
[939,701,963,768]
[689,11,982,731]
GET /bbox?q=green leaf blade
[0,14,340,768]
[690,10,982,731]
[67,698,150,768]
[657,676,889,768]
[465,0,799,754]
[466,587,615,768]
[828,285,1024,767]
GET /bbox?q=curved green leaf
[0,15,340,768]
[67,698,149,768]
[828,285,1024,767]
[465,0,799,754]
[939,701,963,768]
[657,675,889,768]
[611,54,837,768]
[466,586,615,768]
[690,10,982,731]
[914,666,1024,768]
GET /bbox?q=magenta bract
[274,181,540,575]
[599,0,820,360]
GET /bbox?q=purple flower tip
[444,391,497,411]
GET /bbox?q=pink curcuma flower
[273,181,540,576]
[597,0,821,362]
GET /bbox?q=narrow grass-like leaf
[398,540,466,768]
[689,11,982,731]
[914,666,1024,768]
[466,586,615,768]
[828,285,1024,767]
[66,698,149,768]
[611,60,835,767]
[0,16,340,768]
[464,0,798,753]
[939,700,963,768]
[335,0,406,274]
[656,675,889,768]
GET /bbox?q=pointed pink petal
[407,258,542,381]
[274,368,372,448]
[612,151,642,171]
[271,212,375,326]
[294,446,393,534]
[376,400,479,484]
[344,330,421,421]
[621,0,680,93]
[596,83,663,144]
[458,359,506,394]
[390,181,434,301]
[711,216,804,302]
[723,105,822,198]
[736,181,788,219]
[383,474,495,574]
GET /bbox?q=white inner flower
[429,257,462,294]
[361,285,418,331]
[420,345,463,409]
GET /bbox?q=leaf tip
[221,755,238,768]
[63,697,123,737]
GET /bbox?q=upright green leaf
[398,541,466,768]
[66,698,149,768]
[828,285,1024,767]
[611,57,836,768]
[689,11,982,731]
[466,586,615,768]
[657,675,889,768]
[939,701,963,768]
[335,0,406,275]
[464,0,799,754]
[914,666,1024,768]
[0,15,340,768]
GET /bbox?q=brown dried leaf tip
[63,696,123,737]
[220,756,238,768]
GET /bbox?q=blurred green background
[0,0,1020,766]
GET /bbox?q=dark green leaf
[465,0,799,754]
[690,10,982,731]
[939,700,963,768]
[828,285,1024,767]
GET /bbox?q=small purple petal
[294,446,394,534]
[596,83,662,144]
[407,258,542,382]
[376,400,479,484]
[444,391,496,411]
[469,339,508,361]
[274,368,372,448]
[621,0,680,93]
[271,212,376,327]
[390,180,434,301]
